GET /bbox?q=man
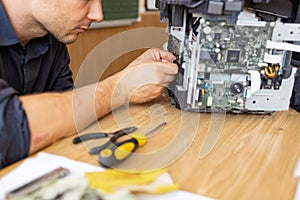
[0,0,178,168]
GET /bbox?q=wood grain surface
[1,95,299,200]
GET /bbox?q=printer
[156,0,300,113]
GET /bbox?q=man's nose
[87,0,104,22]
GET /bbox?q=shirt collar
[0,0,19,46]
[24,36,50,63]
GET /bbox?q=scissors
[72,122,166,168]
[72,126,137,154]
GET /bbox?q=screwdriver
[98,122,167,168]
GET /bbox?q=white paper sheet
[0,152,214,200]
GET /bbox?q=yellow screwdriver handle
[98,122,166,168]
[131,132,147,147]
[98,138,139,168]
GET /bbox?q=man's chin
[58,34,78,44]
[63,37,78,44]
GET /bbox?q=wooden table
[1,96,300,200]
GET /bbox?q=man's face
[32,0,103,44]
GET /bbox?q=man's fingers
[162,74,176,84]
[158,49,176,63]
[149,49,176,62]
[158,62,178,75]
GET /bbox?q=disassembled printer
[156,0,300,113]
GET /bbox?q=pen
[5,167,70,199]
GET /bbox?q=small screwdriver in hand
[98,122,166,168]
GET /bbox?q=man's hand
[116,48,178,104]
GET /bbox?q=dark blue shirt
[0,1,74,168]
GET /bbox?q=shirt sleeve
[0,79,30,169]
